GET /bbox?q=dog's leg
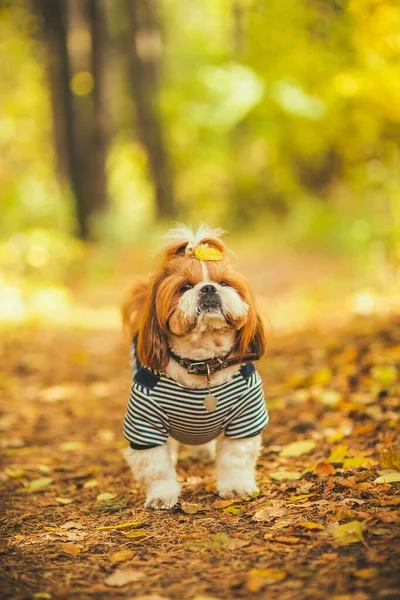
[123,443,181,509]
[216,435,261,498]
[167,437,179,466]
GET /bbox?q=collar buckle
[187,361,207,374]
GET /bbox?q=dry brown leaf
[252,505,287,521]
[297,521,325,530]
[104,567,145,587]
[110,549,134,563]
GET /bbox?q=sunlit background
[1,0,399,330]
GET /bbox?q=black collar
[168,348,260,375]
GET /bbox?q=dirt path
[1,316,399,600]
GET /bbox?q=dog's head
[135,225,266,371]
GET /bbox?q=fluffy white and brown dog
[122,225,269,509]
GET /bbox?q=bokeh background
[1,0,400,329]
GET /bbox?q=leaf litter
[0,316,399,599]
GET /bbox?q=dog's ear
[136,276,169,371]
[121,277,149,340]
[235,287,266,359]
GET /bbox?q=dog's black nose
[201,284,217,294]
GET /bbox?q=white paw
[217,480,259,499]
[145,480,181,510]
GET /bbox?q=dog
[122,225,269,509]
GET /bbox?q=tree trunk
[124,0,175,219]
[87,0,108,212]
[34,0,91,239]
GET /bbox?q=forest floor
[1,259,400,600]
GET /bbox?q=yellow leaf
[279,440,316,458]
[194,246,223,261]
[27,477,53,490]
[380,450,400,471]
[83,479,98,488]
[213,499,237,509]
[56,497,73,505]
[270,470,302,481]
[96,492,116,502]
[374,470,400,484]
[63,546,81,556]
[355,567,378,579]
[125,531,147,539]
[4,468,25,479]
[110,549,134,563]
[370,365,397,385]
[343,457,365,469]
[223,505,242,515]
[287,494,315,503]
[59,441,85,452]
[297,521,325,530]
[333,521,365,545]
[328,444,348,463]
[97,521,142,531]
[246,568,286,592]
[33,594,51,600]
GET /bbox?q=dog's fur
[122,225,266,509]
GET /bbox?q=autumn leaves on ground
[1,309,400,600]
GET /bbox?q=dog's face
[134,227,265,371]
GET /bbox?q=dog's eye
[220,281,230,287]
[179,283,193,293]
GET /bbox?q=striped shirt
[123,362,269,449]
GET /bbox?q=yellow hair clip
[194,246,223,261]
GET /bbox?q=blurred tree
[34,0,108,239]
[123,0,175,219]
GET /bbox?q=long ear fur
[235,296,266,359]
[121,276,149,340]
[136,277,169,371]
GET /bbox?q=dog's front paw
[217,479,259,499]
[145,480,181,510]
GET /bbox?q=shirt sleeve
[224,370,269,439]
[123,381,169,449]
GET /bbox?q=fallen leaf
[33,594,51,600]
[374,470,400,484]
[213,498,238,509]
[181,503,205,515]
[110,549,134,563]
[355,567,378,579]
[60,521,85,530]
[246,568,286,592]
[328,444,348,463]
[370,365,397,385]
[4,468,25,479]
[279,439,316,458]
[275,535,302,543]
[318,389,342,407]
[97,521,142,531]
[62,545,81,556]
[83,479,98,488]
[315,463,335,476]
[104,567,145,587]
[379,450,400,471]
[270,470,302,481]
[59,441,85,452]
[223,505,243,515]
[287,494,315,503]
[125,531,147,539]
[343,457,365,469]
[56,497,73,505]
[297,521,325,530]
[253,505,287,521]
[26,477,53,491]
[0,539,8,553]
[333,521,365,545]
[96,492,117,502]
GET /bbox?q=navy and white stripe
[123,362,269,449]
